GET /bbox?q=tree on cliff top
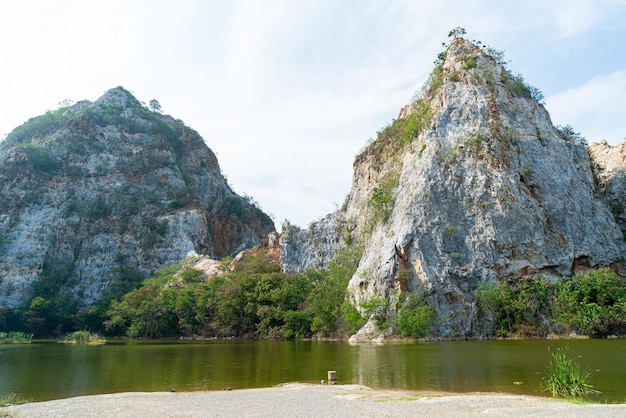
[149,99,161,113]
[448,26,466,39]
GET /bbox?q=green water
[1,339,624,403]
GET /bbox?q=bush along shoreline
[103,261,626,341]
[61,330,106,345]
[1,255,625,341]
[105,245,366,340]
[0,331,33,344]
[475,268,626,339]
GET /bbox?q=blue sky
[1,1,625,228]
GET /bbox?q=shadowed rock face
[281,38,625,338]
[0,87,274,308]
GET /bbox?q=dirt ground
[3,383,626,417]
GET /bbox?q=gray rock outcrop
[281,38,626,338]
[279,213,348,274]
[588,140,626,234]
[0,87,274,308]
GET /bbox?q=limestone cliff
[0,87,274,308]
[280,214,348,274]
[281,38,625,338]
[588,140,626,234]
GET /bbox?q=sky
[1,1,625,229]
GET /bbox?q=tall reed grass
[62,330,106,345]
[542,347,599,398]
[0,392,32,406]
[0,331,34,344]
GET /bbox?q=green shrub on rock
[396,293,435,338]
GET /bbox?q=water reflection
[1,339,624,402]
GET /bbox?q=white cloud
[545,71,626,144]
[552,0,604,37]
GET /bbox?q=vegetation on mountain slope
[105,245,365,339]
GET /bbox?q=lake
[1,339,625,403]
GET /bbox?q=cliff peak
[93,86,141,109]
[446,37,484,62]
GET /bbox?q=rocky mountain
[281,38,626,339]
[0,87,274,308]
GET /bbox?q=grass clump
[62,330,106,345]
[462,56,477,70]
[368,171,400,227]
[401,102,435,146]
[542,347,599,398]
[0,332,33,344]
[0,392,32,406]
[355,100,434,172]
[464,130,486,156]
[507,73,544,104]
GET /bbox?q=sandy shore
[3,383,626,417]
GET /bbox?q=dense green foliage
[462,56,477,70]
[475,277,554,337]
[359,296,392,328]
[6,264,623,340]
[0,261,145,338]
[555,269,626,337]
[476,269,626,338]
[396,293,436,338]
[3,107,69,145]
[543,347,598,398]
[17,144,61,174]
[358,292,435,339]
[106,245,365,339]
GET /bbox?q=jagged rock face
[588,140,626,234]
[280,214,347,274]
[346,38,625,337]
[0,87,274,308]
[283,38,626,338]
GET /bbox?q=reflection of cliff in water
[1,340,623,402]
